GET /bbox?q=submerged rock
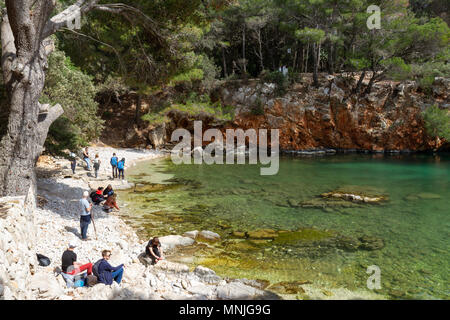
[405,192,441,201]
[247,229,278,240]
[358,236,385,250]
[197,230,221,242]
[268,280,311,295]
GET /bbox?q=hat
[69,242,77,249]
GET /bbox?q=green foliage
[142,94,235,126]
[40,48,103,155]
[295,27,325,44]
[261,70,289,96]
[422,105,450,140]
[250,97,265,115]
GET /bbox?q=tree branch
[42,0,99,39]
[1,10,17,85]
[37,103,64,149]
[61,27,126,76]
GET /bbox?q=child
[70,152,77,174]
[93,154,101,178]
[117,158,125,180]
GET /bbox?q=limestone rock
[159,235,195,251]
[182,230,199,240]
[216,281,263,300]
[197,230,221,242]
[194,266,222,284]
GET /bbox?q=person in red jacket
[61,243,93,275]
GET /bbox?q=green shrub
[250,98,265,116]
[40,49,103,155]
[422,105,450,140]
[261,70,289,96]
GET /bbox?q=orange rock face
[220,75,449,151]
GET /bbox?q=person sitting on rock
[145,237,164,265]
[90,187,105,205]
[103,184,114,198]
[97,250,124,285]
[62,243,93,276]
[103,193,119,213]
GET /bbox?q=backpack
[117,161,124,170]
[86,275,98,287]
[110,157,118,166]
[36,253,51,266]
[92,259,103,278]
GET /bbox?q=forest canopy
[1,0,449,154]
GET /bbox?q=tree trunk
[305,43,309,74]
[0,1,106,196]
[135,93,141,124]
[0,0,152,196]
[242,22,246,74]
[0,5,64,197]
[312,42,319,87]
[221,47,228,78]
[257,29,264,72]
[353,70,366,95]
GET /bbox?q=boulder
[183,230,199,240]
[197,230,221,242]
[194,266,222,284]
[159,235,195,251]
[216,281,263,300]
[30,272,64,299]
[153,260,189,274]
[148,123,166,148]
[187,280,215,298]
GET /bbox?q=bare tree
[0,0,155,196]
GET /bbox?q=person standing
[61,243,93,275]
[117,158,125,180]
[83,147,91,171]
[70,152,77,174]
[110,153,119,179]
[97,250,124,285]
[93,153,101,178]
[80,191,93,240]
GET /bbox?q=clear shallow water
[119,154,450,299]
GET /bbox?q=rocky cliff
[103,74,449,152]
[218,74,449,152]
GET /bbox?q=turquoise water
[120,154,450,299]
